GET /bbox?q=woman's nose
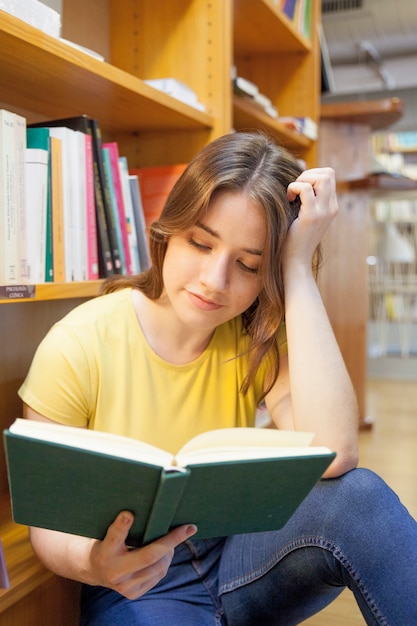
[200,254,229,292]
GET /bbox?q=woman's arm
[265,168,359,478]
[24,404,197,599]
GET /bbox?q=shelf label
[0,285,36,300]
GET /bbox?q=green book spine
[141,469,191,545]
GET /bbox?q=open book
[4,419,335,547]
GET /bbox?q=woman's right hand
[284,167,338,272]
[88,511,197,599]
[29,512,197,600]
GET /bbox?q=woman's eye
[188,238,210,251]
[238,261,259,275]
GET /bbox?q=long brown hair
[103,132,320,396]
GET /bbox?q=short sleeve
[18,323,94,427]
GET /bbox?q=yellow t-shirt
[19,288,280,454]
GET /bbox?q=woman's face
[162,191,267,333]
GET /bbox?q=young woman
[19,132,417,625]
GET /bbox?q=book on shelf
[373,130,417,153]
[293,0,311,38]
[233,76,278,119]
[4,418,335,548]
[280,0,311,38]
[84,130,99,280]
[49,135,65,282]
[131,163,187,227]
[282,0,297,20]
[0,109,26,286]
[102,146,127,274]
[44,138,54,283]
[89,118,122,276]
[52,127,82,281]
[15,114,26,283]
[233,76,259,99]
[118,157,140,274]
[144,78,206,112]
[128,174,151,272]
[102,142,133,275]
[277,116,317,140]
[25,127,50,284]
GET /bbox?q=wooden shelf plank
[0,281,103,304]
[234,0,311,55]
[233,96,312,151]
[320,98,404,131]
[348,173,417,192]
[0,11,213,134]
[0,501,52,613]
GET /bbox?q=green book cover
[3,420,335,547]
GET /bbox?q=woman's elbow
[322,442,359,478]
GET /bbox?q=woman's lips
[187,291,224,311]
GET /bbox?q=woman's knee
[320,467,399,514]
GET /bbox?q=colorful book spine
[102,146,126,274]
[282,0,297,20]
[49,135,65,282]
[85,132,99,280]
[103,142,133,275]
[89,119,122,275]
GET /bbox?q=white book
[119,156,140,274]
[25,147,48,283]
[14,114,27,282]
[47,127,79,281]
[0,110,17,284]
[72,129,88,281]
[129,175,151,271]
[233,76,259,98]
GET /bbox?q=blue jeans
[80,469,417,625]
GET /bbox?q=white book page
[9,419,174,468]
[176,428,331,466]
[9,421,331,469]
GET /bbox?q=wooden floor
[304,378,417,625]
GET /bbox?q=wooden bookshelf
[0,11,212,135]
[233,0,320,166]
[318,97,406,427]
[233,96,312,152]
[0,1,322,622]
